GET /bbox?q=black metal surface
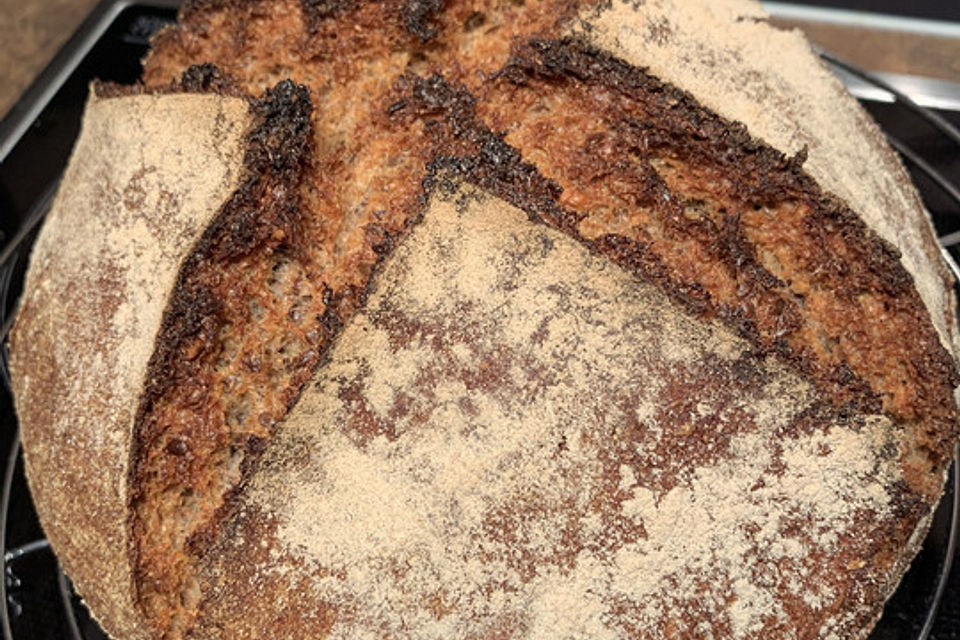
[0,2,959,639]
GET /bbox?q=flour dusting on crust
[215,183,911,639]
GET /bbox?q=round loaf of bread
[9,1,960,639]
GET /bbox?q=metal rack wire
[0,50,959,640]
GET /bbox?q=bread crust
[9,92,252,640]
[189,180,936,639]
[7,0,960,638]
[579,0,959,359]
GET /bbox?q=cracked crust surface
[8,0,960,638]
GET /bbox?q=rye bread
[9,0,960,638]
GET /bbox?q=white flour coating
[246,184,903,639]
[612,419,897,636]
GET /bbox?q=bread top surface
[7,0,960,639]
[191,181,921,640]
[8,92,252,640]
[578,0,959,358]
[138,0,960,465]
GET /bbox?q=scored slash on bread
[9,92,252,640]
[8,0,960,639]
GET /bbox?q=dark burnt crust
[132,78,313,418]
[135,79,317,419]
[128,77,318,625]
[176,63,246,95]
[403,0,444,41]
[299,0,358,34]
[398,74,577,232]
[298,0,445,42]
[501,36,918,285]
[501,38,925,299]
[94,64,246,100]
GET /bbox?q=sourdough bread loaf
[9,0,960,639]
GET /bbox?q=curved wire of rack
[0,51,959,640]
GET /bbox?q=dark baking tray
[0,1,959,639]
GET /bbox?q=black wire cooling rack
[1,8,960,639]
